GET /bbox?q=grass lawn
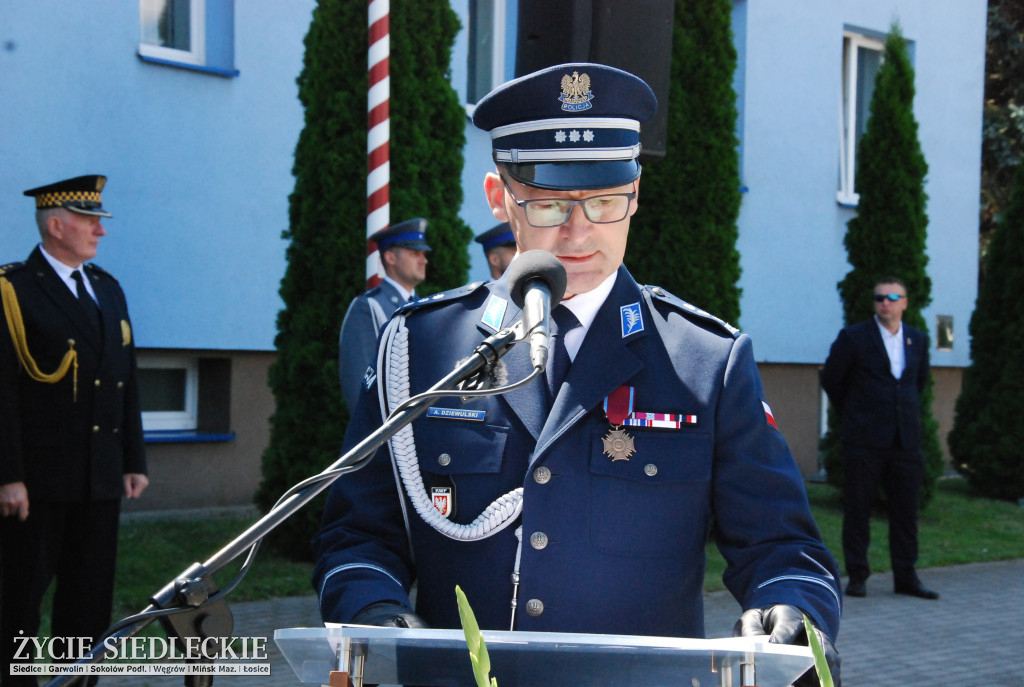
[702,477,1024,592]
[111,512,315,623]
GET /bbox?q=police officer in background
[314,64,840,686]
[0,175,148,685]
[474,222,517,280]
[337,219,430,409]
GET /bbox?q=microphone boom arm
[43,324,521,686]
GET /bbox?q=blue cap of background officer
[370,218,431,252]
[472,63,657,191]
[474,222,516,253]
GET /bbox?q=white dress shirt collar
[40,244,96,300]
[558,270,618,360]
[875,315,905,379]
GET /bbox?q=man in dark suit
[315,63,840,687]
[821,276,937,600]
[337,219,430,409]
[0,175,148,684]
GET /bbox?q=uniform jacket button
[644,463,658,477]
[530,531,548,549]
[438,453,451,466]
[117,381,124,388]
[92,426,100,433]
[526,599,544,616]
[533,466,551,484]
[94,379,101,387]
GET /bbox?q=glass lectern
[275,625,814,687]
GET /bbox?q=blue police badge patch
[620,302,644,337]
[480,294,508,332]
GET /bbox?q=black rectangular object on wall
[514,0,674,161]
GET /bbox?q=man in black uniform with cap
[337,219,431,409]
[0,175,148,684]
[474,222,517,280]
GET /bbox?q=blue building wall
[2,1,983,367]
[731,0,985,367]
[1,1,313,351]
[0,1,987,495]
[450,0,520,283]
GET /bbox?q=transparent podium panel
[274,625,814,687]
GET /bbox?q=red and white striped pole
[366,0,390,288]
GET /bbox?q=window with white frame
[838,31,884,205]
[466,0,506,112]
[139,0,206,66]
[138,356,198,431]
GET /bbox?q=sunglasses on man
[874,293,904,303]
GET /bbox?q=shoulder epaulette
[644,284,740,337]
[0,261,25,277]
[84,262,110,277]
[396,281,488,315]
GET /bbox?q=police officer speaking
[314,64,841,686]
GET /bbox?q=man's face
[874,282,908,328]
[384,246,428,290]
[45,210,106,267]
[485,173,638,298]
[486,245,516,280]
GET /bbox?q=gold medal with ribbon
[602,386,636,461]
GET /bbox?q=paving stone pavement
[45,558,1024,686]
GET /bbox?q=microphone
[507,250,568,372]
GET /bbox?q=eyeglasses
[874,293,904,303]
[503,180,636,228]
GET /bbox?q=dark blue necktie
[72,270,102,335]
[546,305,580,402]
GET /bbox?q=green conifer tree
[823,24,944,506]
[256,0,470,558]
[625,0,742,324]
[389,2,472,292]
[948,163,1024,501]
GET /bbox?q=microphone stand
[44,324,522,687]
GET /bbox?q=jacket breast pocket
[412,416,509,475]
[589,428,712,559]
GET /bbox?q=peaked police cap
[472,63,657,191]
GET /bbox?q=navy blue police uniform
[338,219,431,408]
[315,265,840,639]
[314,63,840,681]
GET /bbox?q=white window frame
[139,0,206,66]
[138,356,199,431]
[838,31,884,206]
[464,0,506,115]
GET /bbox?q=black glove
[733,604,840,687]
[351,601,429,629]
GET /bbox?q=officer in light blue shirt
[337,218,430,408]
